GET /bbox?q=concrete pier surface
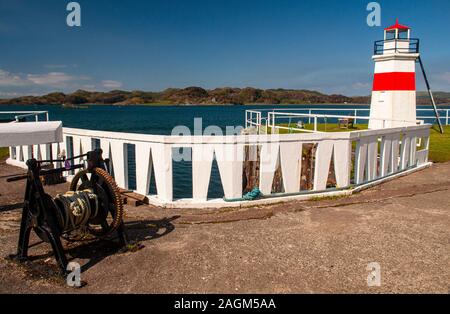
[0,157,449,293]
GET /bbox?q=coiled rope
[54,190,98,232]
[224,187,262,202]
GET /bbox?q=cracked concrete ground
[0,157,449,293]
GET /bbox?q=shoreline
[0,102,371,107]
[1,102,449,107]
[3,102,450,107]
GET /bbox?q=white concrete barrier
[6,124,431,208]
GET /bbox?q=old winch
[7,149,128,273]
[53,189,99,233]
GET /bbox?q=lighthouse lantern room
[369,19,420,129]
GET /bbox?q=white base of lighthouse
[368,51,419,130]
[369,91,417,129]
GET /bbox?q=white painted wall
[369,91,417,129]
[369,53,419,129]
[383,40,410,54]
[6,125,431,208]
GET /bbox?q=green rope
[224,187,263,202]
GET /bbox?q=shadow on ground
[69,216,180,272]
[0,202,23,212]
[7,216,180,276]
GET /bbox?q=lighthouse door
[369,91,391,129]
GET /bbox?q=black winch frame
[7,149,128,274]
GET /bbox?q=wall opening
[376,137,382,179]
[92,138,101,150]
[208,155,225,199]
[271,154,284,194]
[242,145,261,194]
[350,141,357,184]
[19,147,24,162]
[300,143,317,191]
[126,143,136,191]
[326,149,337,189]
[148,156,158,195]
[66,136,74,174]
[172,147,193,200]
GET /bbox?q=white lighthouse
[369,19,420,129]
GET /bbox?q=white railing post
[354,139,368,184]
[446,109,449,126]
[314,116,318,132]
[268,112,272,134]
[380,135,391,177]
[258,112,262,135]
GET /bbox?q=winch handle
[6,163,85,182]
[6,174,28,182]
[6,149,103,183]
[37,153,89,164]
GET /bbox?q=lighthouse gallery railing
[374,38,420,55]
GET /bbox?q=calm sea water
[0,104,370,134]
[1,104,448,199]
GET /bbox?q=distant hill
[335,92,450,106]
[0,87,356,106]
[416,91,450,105]
[418,91,450,98]
[0,88,449,106]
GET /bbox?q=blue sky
[0,0,449,97]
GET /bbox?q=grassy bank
[429,126,450,163]
[267,123,368,134]
[0,147,9,159]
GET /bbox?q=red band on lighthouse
[373,72,416,91]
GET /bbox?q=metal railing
[245,108,450,133]
[0,111,49,122]
[245,110,262,133]
[266,112,422,135]
[374,38,420,55]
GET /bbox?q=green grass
[303,123,368,133]
[310,194,349,202]
[0,147,9,159]
[266,123,368,134]
[429,125,450,163]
